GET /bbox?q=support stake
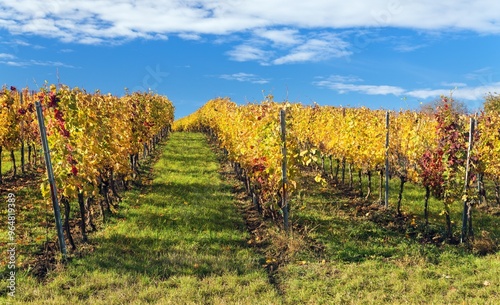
[35,101,67,258]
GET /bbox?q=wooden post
[384,111,390,208]
[461,118,475,243]
[280,109,289,232]
[20,92,25,173]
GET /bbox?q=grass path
[4,132,500,304]
[9,132,279,304]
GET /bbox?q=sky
[1,1,499,119]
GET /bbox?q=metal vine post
[35,101,67,259]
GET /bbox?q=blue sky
[1,1,499,119]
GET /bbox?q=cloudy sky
[1,0,499,118]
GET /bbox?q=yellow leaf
[40,181,50,198]
[314,174,327,186]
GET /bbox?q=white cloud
[178,33,202,41]
[254,28,302,46]
[78,37,105,45]
[393,43,426,52]
[320,75,363,83]
[273,33,351,64]
[0,53,15,59]
[0,39,44,50]
[227,32,351,65]
[314,75,405,95]
[318,81,406,95]
[441,82,467,88]
[314,74,500,100]
[404,88,452,100]
[226,45,273,63]
[0,56,75,68]
[220,72,269,84]
[406,84,500,100]
[0,1,499,44]
[10,39,29,46]
[2,60,23,67]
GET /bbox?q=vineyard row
[174,95,500,241]
[1,84,175,250]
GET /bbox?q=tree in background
[420,97,469,115]
[483,93,500,113]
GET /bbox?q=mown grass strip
[4,132,279,304]
[278,170,500,304]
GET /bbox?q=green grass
[276,162,500,304]
[0,169,55,271]
[1,147,41,176]
[1,149,18,175]
[1,133,499,304]
[316,156,500,237]
[1,132,279,304]
[279,256,500,304]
